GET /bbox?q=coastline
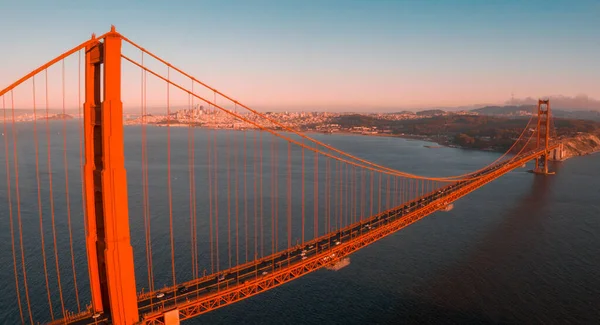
[6,118,596,162]
[124,122,600,161]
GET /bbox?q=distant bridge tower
[533,99,554,174]
[83,26,139,324]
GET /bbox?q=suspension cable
[121,53,534,182]
[120,36,537,182]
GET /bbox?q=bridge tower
[533,99,553,174]
[83,26,139,324]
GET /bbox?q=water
[1,121,599,324]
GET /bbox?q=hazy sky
[0,0,598,111]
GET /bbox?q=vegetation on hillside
[327,114,600,151]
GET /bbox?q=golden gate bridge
[0,27,560,325]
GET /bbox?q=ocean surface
[1,121,599,324]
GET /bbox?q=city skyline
[1,0,599,111]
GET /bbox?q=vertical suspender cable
[143,58,154,290]
[208,105,214,274]
[326,159,330,232]
[274,137,279,254]
[270,136,275,255]
[338,161,342,231]
[259,132,263,258]
[3,95,25,324]
[227,117,232,269]
[192,86,199,279]
[214,91,220,272]
[33,76,55,320]
[369,171,375,216]
[140,52,151,289]
[287,142,292,249]
[314,148,319,239]
[63,59,81,312]
[167,67,176,287]
[386,175,390,211]
[253,131,258,260]
[234,104,240,268]
[378,173,382,214]
[188,90,196,279]
[77,50,89,289]
[46,69,66,319]
[12,90,34,325]
[350,166,355,226]
[345,162,349,227]
[342,162,346,228]
[244,128,248,263]
[361,170,365,221]
[301,146,305,244]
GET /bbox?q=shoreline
[6,119,597,161]
[125,122,600,161]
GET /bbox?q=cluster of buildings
[0,112,73,122]
[122,107,480,135]
[124,108,344,130]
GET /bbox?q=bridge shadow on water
[195,273,499,325]
[417,169,558,324]
[355,296,500,325]
[197,172,559,325]
[326,171,555,325]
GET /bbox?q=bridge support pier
[83,26,139,324]
[164,309,181,325]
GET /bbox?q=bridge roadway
[64,146,556,325]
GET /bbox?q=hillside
[327,114,600,153]
[416,109,445,116]
[471,105,535,116]
[560,133,600,159]
[471,105,600,121]
[45,113,74,120]
[553,110,600,121]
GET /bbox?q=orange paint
[83,26,139,324]
[534,99,552,174]
[138,145,557,325]
[83,35,104,314]
[2,26,560,325]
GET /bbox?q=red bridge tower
[533,99,554,175]
[83,26,139,324]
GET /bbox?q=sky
[0,0,599,112]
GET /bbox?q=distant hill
[325,113,600,152]
[471,105,535,115]
[552,110,600,121]
[389,111,415,115]
[416,109,445,116]
[471,105,600,121]
[507,95,600,111]
[8,108,79,116]
[45,113,74,120]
